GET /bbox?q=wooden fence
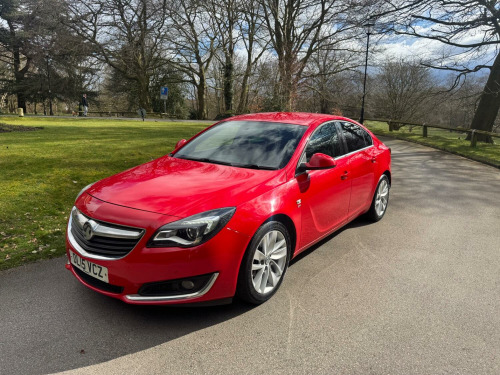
[85,111,179,119]
[367,119,499,147]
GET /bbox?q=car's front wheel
[367,174,390,222]
[237,221,291,304]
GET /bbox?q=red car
[66,112,391,305]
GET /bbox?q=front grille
[70,207,144,258]
[71,225,138,257]
[73,267,124,294]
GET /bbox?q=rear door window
[340,122,371,153]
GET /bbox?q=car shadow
[2,217,375,375]
[0,257,255,375]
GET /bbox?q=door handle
[371,157,376,163]
[341,171,348,180]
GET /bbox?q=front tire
[367,175,390,222]
[237,221,291,304]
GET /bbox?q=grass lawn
[365,121,500,168]
[0,116,209,270]
[1,116,498,271]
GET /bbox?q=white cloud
[372,23,496,68]
[374,37,446,62]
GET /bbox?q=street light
[45,55,53,116]
[359,18,375,124]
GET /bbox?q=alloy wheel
[251,230,287,294]
[375,179,389,217]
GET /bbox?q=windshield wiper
[233,163,277,170]
[177,156,235,166]
[177,156,276,170]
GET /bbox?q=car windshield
[174,120,307,170]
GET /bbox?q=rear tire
[367,175,390,222]
[237,221,291,305]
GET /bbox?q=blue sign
[160,86,168,100]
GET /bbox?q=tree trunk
[197,76,207,119]
[278,60,294,111]
[13,60,27,113]
[17,90,27,113]
[223,8,235,114]
[237,65,251,114]
[9,20,28,114]
[137,78,152,111]
[223,50,234,113]
[468,52,500,143]
[319,97,329,114]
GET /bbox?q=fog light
[138,273,214,297]
[181,280,195,290]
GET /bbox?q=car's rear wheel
[237,221,291,304]
[367,175,390,222]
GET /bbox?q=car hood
[87,156,285,218]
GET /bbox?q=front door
[296,122,351,249]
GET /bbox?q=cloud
[372,23,496,68]
[374,37,445,62]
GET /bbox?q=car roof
[226,112,353,127]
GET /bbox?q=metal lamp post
[46,55,53,116]
[359,19,374,124]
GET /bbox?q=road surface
[1,138,499,374]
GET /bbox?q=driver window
[304,122,342,162]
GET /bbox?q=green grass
[365,121,500,168]
[1,116,498,271]
[0,116,208,270]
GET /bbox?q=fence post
[423,125,427,138]
[470,130,477,147]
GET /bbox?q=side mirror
[299,153,337,172]
[175,139,187,150]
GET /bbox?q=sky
[372,22,496,78]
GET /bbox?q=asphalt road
[1,138,499,375]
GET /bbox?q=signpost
[160,86,168,115]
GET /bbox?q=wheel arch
[383,170,391,186]
[236,214,297,304]
[262,214,297,259]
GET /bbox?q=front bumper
[66,195,251,305]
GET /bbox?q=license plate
[70,250,109,283]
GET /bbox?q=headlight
[147,207,236,248]
[75,182,95,202]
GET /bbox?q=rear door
[337,121,375,217]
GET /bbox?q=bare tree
[377,0,500,142]
[235,0,269,114]
[165,0,217,119]
[204,0,239,114]
[373,59,435,122]
[67,0,168,111]
[259,0,363,111]
[301,46,360,114]
[440,74,484,128]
